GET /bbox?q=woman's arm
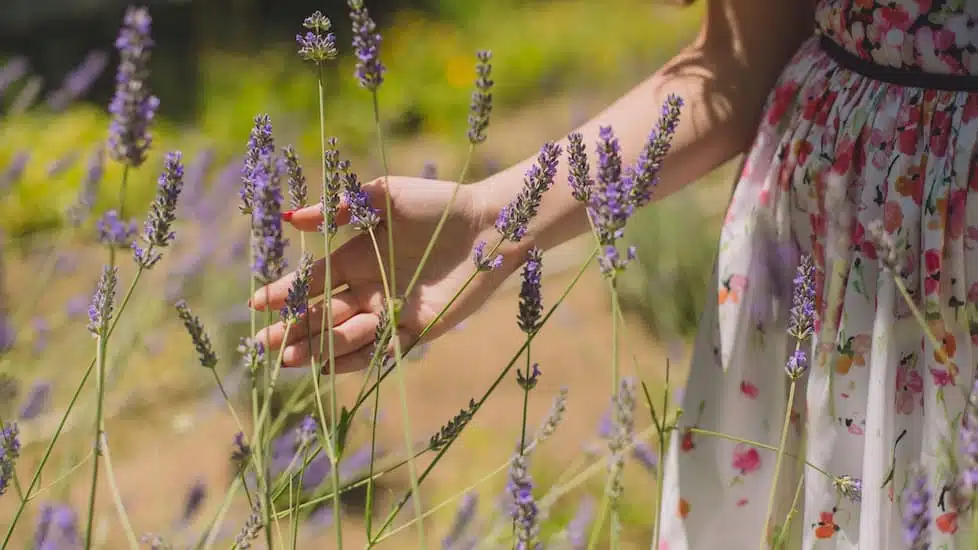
[473,0,815,256]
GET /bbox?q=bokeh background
[0,0,739,547]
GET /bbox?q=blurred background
[0,0,738,547]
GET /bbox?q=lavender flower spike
[495,142,562,242]
[175,300,218,368]
[96,210,137,248]
[589,126,629,246]
[565,495,596,550]
[66,147,104,227]
[297,11,338,64]
[467,50,493,145]
[507,453,539,549]
[348,0,386,90]
[442,491,478,550]
[902,465,930,549]
[566,132,592,202]
[517,247,543,334]
[240,114,275,214]
[134,151,184,268]
[472,240,503,272]
[627,94,683,208]
[251,154,289,284]
[234,505,264,549]
[0,421,20,496]
[87,266,118,338]
[343,170,380,231]
[107,6,159,168]
[283,145,307,210]
[282,253,313,322]
[320,137,346,236]
[788,254,816,340]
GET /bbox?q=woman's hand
[250,176,519,372]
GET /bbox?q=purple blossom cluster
[348,0,386,90]
[467,50,494,145]
[343,170,380,231]
[240,114,274,214]
[506,453,540,550]
[282,253,313,322]
[283,145,307,210]
[46,50,109,112]
[902,465,930,549]
[86,265,118,338]
[32,502,79,548]
[320,137,348,236]
[0,421,19,496]
[66,147,105,227]
[296,11,338,64]
[517,247,543,334]
[134,151,185,268]
[250,142,289,284]
[175,300,218,368]
[494,142,562,242]
[96,210,137,249]
[107,6,159,168]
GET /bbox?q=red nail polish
[282,210,295,222]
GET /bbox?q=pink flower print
[740,380,759,399]
[736,498,749,508]
[930,110,952,157]
[895,365,923,415]
[930,367,955,387]
[732,444,761,475]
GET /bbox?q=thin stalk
[370,246,599,542]
[608,279,621,550]
[688,428,834,479]
[289,445,310,550]
[759,376,799,549]
[369,88,426,548]
[211,368,246,433]
[29,452,93,501]
[262,303,276,550]
[774,471,806,547]
[100,432,139,549]
[200,476,243,550]
[83,319,110,549]
[315,63,343,550]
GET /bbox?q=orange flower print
[719,274,748,305]
[935,332,956,365]
[813,508,840,540]
[732,444,761,475]
[835,334,871,375]
[678,498,690,519]
[895,156,925,204]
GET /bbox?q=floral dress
[657,1,978,549]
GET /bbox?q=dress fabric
[657,1,978,548]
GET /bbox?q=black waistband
[819,35,978,92]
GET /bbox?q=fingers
[254,295,359,351]
[325,327,416,374]
[251,238,361,311]
[279,312,379,367]
[284,177,390,233]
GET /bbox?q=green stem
[289,446,310,550]
[83,328,110,549]
[688,428,834,479]
[760,377,798,550]
[370,246,599,542]
[99,431,139,548]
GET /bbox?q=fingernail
[247,298,252,308]
[282,210,295,222]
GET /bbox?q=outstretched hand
[250,176,519,372]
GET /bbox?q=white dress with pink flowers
[657,1,978,548]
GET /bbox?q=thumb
[284,176,391,232]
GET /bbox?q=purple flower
[283,145,307,210]
[0,151,30,194]
[296,415,317,448]
[566,132,591,202]
[107,6,159,168]
[588,126,630,246]
[788,254,816,340]
[597,244,636,276]
[231,431,251,470]
[343,170,379,231]
[87,265,118,337]
[495,142,562,242]
[472,240,502,272]
[18,381,50,421]
[902,465,930,549]
[833,474,862,503]
[0,421,20,496]
[66,147,105,227]
[442,491,478,550]
[175,300,218,368]
[251,153,288,284]
[320,137,347,236]
[234,506,263,549]
[240,114,275,214]
[565,495,595,550]
[516,363,541,392]
[517,247,543,334]
[66,294,88,319]
[626,94,682,208]
[32,502,79,550]
[784,348,808,380]
[134,151,184,269]
[282,253,313,322]
[348,0,386,90]
[631,442,658,473]
[467,50,493,145]
[96,210,137,248]
[46,50,109,112]
[297,11,338,64]
[0,57,28,98]
[178,148,214,217]
[421,161,438,180]
[506,453,539,549]
[46,151,79,178]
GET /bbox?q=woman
[252,0,978,547]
